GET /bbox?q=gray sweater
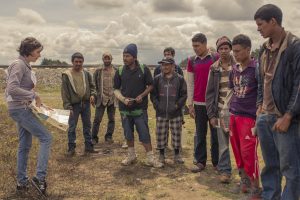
[5,56,36,110]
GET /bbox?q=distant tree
[40,58,68,65]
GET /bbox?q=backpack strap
[118,64,145,76]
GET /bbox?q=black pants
[194,105,219,166]
[91,103,115,142]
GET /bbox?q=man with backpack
[114,43,163,168]
[187,33,219,173]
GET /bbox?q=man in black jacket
[255,4,300,200]
[151,57,187,165]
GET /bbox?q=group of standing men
[5,3,300,200]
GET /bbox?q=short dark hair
[18,37,43,57]
[71,52,84,62]
[192,33,207,43]
[163,47,175,56]
[254,4,282,26]
[232,34,252,48]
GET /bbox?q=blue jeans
[256,114,299,200]
[68,101,93,150]
[9,108,52,184]
[92,103,115,142]
[121,110,151,144]
[216,127,232,175]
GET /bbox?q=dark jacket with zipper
[61,69,96,110]
[151,73,187,119]
[206,56,235,119]
[257,31,300,120]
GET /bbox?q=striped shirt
[218,63,232,112]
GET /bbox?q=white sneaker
[121,148,137,166]
[145,152,164,168]
[122,141,128,149]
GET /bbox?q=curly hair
[17,37,43,56]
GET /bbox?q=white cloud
[201,0,264,21]
[152,0,193,12]
[74,0,125,8]
[17,8,46,24]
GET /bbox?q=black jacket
[257,31,300,120]
[151,73,187,119]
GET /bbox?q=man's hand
[70,110,74,117]
[35,95,42,107]
[124,98,134,106]
[188,105,195,119]
[209,117,218,128]
[256,105,262,116]
[272,113,292,133]
[135,95,143,104]
[90,96,95,107]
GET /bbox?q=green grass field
[0,87,265,200]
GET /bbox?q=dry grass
[0,88,263,200]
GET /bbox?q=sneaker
[158,153,165,164]
[174,154,184,164]
[66,149,75,157]
[191,163,205,173]
[145,157,164,168]
[121,153,137,166]
[231,178,251,194]
[241,177,251,193]
[31,177,47,196]
[122,141,128,149]
[16,180,30,195]
[246,188,262,200]
[219,173,231,184]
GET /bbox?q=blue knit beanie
[123,43,137,58]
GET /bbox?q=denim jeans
[91,103,115,142]
[68,101,93,150]
[216,127,232,175]
[9,108,52,184]
[121,110,151,144]
[257,114,299,200]
[194,105,219,166]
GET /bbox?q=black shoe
[92,138,98,145]
[84,148,99,154]
[16,180,30,195]
[31,177,47,196]
[105,137,114,144]
[67,148,75,157]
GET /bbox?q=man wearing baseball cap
[151,57,187,165]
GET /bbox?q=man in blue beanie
[114,43,163,168]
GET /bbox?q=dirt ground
[0,89,259,200]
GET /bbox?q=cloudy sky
[1,0,299,65]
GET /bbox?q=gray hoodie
[5,56,36,110]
